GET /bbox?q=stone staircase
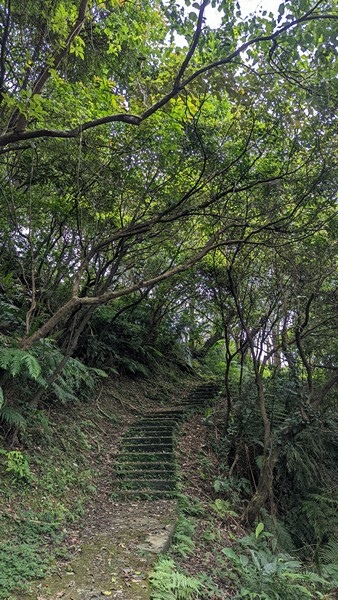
[112,382,221,500]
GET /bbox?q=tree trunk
[245,372,275,524]
[246,449,278,524]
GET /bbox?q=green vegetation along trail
[18,383,220,600]
[20,499,176,600]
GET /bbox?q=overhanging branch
[1,9,337,149]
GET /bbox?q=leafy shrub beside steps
[149,557,202,600]
[222,523,335,600]
[0,449,32,481]
[0,343,107,434]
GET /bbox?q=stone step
[139,415,183,422]
[122,436,173,444]
[112,490,176,501]
[115,469,176,479]
[122,428,173,440]
[140,415,182,419]
[123,436,173,443]
[127,430,173,437]
[136,419,180,427]
[122,443,173,453]
[152,409,185,414]
[118,452,174,463]
[129,423,174,427]
[115,479,176,491]
[115,460,176,473]
[111,383,223,502]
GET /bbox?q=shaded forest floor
[1,368,229,599]
[2,369,333,599]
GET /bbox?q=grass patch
[0,398,120,598]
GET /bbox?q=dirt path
[20,499,177,600]
[16,382,220,600]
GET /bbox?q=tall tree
[0,0,337,385]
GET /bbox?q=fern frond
[149,558,201,600]
[11,351,23,376]
[89,367,108,378]
[117,356,149,377]
[21,354,41,379]
[0,348,41,380]
[51,382,77,404]
[0,406,27,430]
[320,539,338,565]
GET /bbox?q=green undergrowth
[149,403,338,600]
[150,491,337,599]
[0,404,107,599]
[0,365,193,599]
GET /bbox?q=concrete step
[122,443,173,452]
[115,460,176,474]
[139,415,183,422]
[112,382,222,502]
[118,452,174,463]
[115,469,176,479]
[127,425,174,438]
[112,490,177,500]
[136,419,180,427]
[115,479,176,491]
[123,436,173,443]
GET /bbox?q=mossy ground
[0,368,193,599]
[18,500,177,600]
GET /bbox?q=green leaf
[188,11,198,22]
[222,547,238,561]
[255,522,264,539]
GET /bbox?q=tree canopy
[0,0,337,569]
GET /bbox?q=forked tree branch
[0,8,337,148]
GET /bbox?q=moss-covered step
[122,440,173,448]
[117,452,174,463]
[135,416,182,424]
[121,440,173,454]
[115,469,176,481]
[126,430,173,439]
[115,460,175,471]
[115,479,176,492]
[112,390,222,503]
[112,490,177,500]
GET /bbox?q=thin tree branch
[7,0,89,132]
[173,0,209,89]
[0,0,11,101]
[0,9,337,147]
[33,0,89,96]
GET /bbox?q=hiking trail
[20,383,220,600]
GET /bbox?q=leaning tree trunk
[246,372,276,524]
[29,305,96,407]
[246,448,278,524]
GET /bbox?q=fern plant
[49,357,106,404]
[0,347,41,380]
[318,539,338,586]
[173,515,195,557]
[0,405,27,430]
[31,341,107,404]
[221,526,332,599]
[0,347,43,430]
[149,557,202,599]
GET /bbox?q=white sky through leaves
[205,0,281,27]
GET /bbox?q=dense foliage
[0,0,337,595]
